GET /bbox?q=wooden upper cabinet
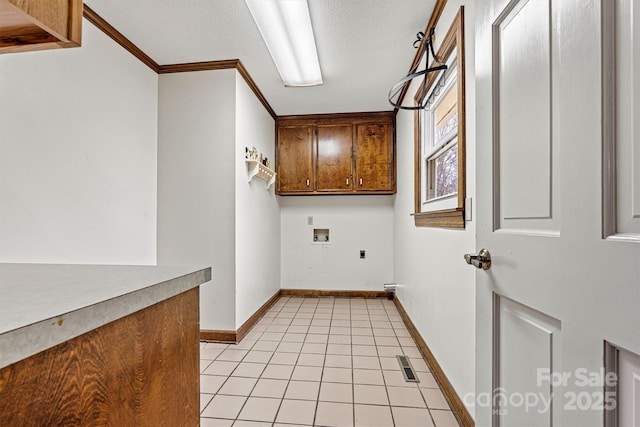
[317,125,353,192]
[0,0,83,54]
[355,123,394,191]
[276,112,395,195]
[276,125,314,193]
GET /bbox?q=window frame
[413,7,466,228]
[421,57,459,205]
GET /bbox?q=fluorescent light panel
[245,0,323,87]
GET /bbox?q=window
[414,8,466,228]
[421,58,458,205]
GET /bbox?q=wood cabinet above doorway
[0,0,83,54]
[276,112,396,195]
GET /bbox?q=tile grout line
[351,301,356,427]
[270,296,301,425]
[215,295,283,423]
[224,298,275,423]
[311,297,328,427]
[200,296,456,427]
[380,302,397,427]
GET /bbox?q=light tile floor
[200,296,460,427]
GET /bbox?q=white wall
[281,196,394,290]
[158,69,280,331]
[235,74,280,327]
[157,69,236,330]
[392,0,476,417]
[0,19,477,412]
[0,20,158,265]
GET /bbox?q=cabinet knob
[359,177,363,186]
[346,177,350,186]
[306,178,310,187]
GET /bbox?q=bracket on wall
[388,27,448,110]
[246,159,276,189]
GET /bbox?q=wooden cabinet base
[0,287,200,427]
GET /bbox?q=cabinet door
[317,125,353,192]
[355,123,394,191]
[277,125,314,193]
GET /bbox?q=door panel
[277,125,314,193]
[618,348,640,426]
[475,0,640,425]
[355,123,393,191]
[316,125,353,192]
[613,0,640,236]
[495,0,557,231]
[496,296,560,426]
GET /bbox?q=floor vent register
[396,355,420,383]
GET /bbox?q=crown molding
[83,5,159,72]
[82,5,275,118]
[157,60,240,74]
[159,60,276,119]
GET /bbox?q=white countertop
[0,263,211,369]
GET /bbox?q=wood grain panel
[278,111,395,126]
[200,329,237,343]
[317,125,353,191]
[355,123,394,191]
[394,295,474,427]
[0,13,58,47]
[0,288,200,427]
[0,0,81,53]
[414,207,464,228]
[0,0,58,45]
[277,112,395,195]
[277,125,314,193]
[5,0,69,40]
[158,59,238,74]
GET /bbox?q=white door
[474,0,640,426]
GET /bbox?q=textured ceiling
[84,0,435,116]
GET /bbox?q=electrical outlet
[307,216,313,225]
[360,250,365,259]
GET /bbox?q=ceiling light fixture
[245,0,323,87]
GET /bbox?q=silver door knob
[464,249,491,270]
